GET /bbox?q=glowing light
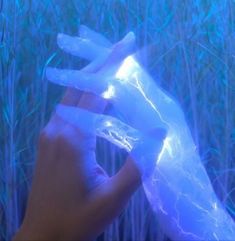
[115,56,139,81]
[213,202,218,210]
[157,136,173,164]
[104,120,112,127]
[132,71,169,127]
[101,84,115,99]
[50,38,235,240]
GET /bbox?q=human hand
[13,92,144,241]
[46,26,167,178]
[13,29,166,241]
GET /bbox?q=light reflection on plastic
[113,55,235,240]
[104,120,113,127]
[157,136,173,164]
[54,51,235,240]
[115,55,140,81]
[101,84,115,99]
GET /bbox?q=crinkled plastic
[47,30,235,240]
[56,104,166,179]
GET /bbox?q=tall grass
[1,0,235,240]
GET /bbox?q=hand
[12,32,140,241]
[46,26,167,179]
[46,26,169,133]
[46,26,235,241]
[13,29,165,241]
[55,103,166,180]
[13,90,144,241]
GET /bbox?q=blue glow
[54,53,235,240]
[101,84,116,99]
[3,2,235,241]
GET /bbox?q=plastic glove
[46,26,235,241]
[56,104,166,179]
[47,28,168,179]
[46,28,166,133]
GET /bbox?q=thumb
[82,128,167,233]
[87,128,167,224]
[110,128,167,192]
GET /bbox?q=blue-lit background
[1,0,235,240]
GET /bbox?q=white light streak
[115,56,139,81]
[157,135,173,164]
[101,84,115,99]
[104,120,113,127]
[213,202,218,210]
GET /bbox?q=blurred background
[1,0,235,240]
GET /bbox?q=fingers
[46,67,107,96]
[60,88,82,106]
[49,30,136,121]
[56,103,167,181]
[101,32,136,73]
[81,52,111,73]
[55,104,97,133]
[82,31,136,73]
[57,33,109,61]
[57,28,112,105]
[79,25,112,48]
[77,92,107,114]
[55,104,140,151]
[80,131,167,228]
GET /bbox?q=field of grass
[1,0,235,240]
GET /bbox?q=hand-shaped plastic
[47,26,235,241]
[55,104,166,180]
[47,28,166,132]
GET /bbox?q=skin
[13,30,142,241]
[13,88,142,241]
[13,30,165,241]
